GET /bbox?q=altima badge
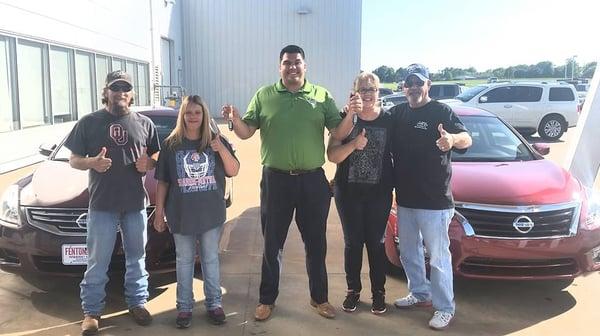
[513,215,534,234]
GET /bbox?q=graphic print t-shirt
[64,109,160,211]
[334,110,393,195]
[155,136,236,235]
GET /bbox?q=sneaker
[175,312,192,329]
[207,307,226,325]
[393,294,432,309]
[429,311,453,330]
[342,291,360,312]
[129,306,153,326]
[81,315,100,336]
[371,291,387,314]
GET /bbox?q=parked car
[445,82,579,140]
[575,83,590,105]
[380,92,407,110]
[429,83,465,100]
[487,77,498,83]
[384,105,600,282]
[0,106,233,276]
[378,87,394,97]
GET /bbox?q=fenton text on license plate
[62,244,88,265]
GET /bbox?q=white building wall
[0,0,152,61]
[181,0,362,116]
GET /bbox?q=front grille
[25,206,156,236]
[456,202,580,239]
[459,257,578,277]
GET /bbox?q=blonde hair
[353,72,381,92]
[164,95,212,152]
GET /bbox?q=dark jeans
[259,167,331,305]
[334,185,392,295]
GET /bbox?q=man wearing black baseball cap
[389,64,472,330]
[64,70,160,335]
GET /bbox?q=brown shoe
[129,306,153,326]
[81,315,100,336]
[310,300,336,319]
[254,304,274,321]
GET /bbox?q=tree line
[372,60,597,83]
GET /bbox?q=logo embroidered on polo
[298,96,317,108]
[414,121,428,130]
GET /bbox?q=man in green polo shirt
[222,45,358,321]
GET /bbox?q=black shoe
[207,307,226,325]
[175,312,192,329]
[371,291,387,314]
[129,306,153,326]
[342,291,360,312]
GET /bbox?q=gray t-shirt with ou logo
[64,109,160,212]
[154,137,236,235]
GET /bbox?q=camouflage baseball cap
[105,70,133,87]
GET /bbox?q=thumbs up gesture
[436,124,454,152]
[136,147,152,173]
[92,147,112,173]
[353,128,368,150]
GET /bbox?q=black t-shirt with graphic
[334,110,393,196]
[391,100,468,210]
[154,136,236,235]
[64,109,160,212]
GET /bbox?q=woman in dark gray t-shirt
[153,95,239,328]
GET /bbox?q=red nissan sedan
[385,106,600,281]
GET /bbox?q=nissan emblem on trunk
[513,215,535,234]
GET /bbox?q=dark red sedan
[0,106,232,276]
[385,106,600,281]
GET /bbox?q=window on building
[17,40,47,128]
[112,57,125,71]
[49,47,74,123]
[126,60,138,105]
[75,51,94,117]
[95,54,109,109]
[0,37,13,132]
[137,63,149,105]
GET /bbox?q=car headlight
[583,189,600,230]
[0,184,20,228]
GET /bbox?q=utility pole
[572,55,577,80]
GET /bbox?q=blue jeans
[396,206,455,314]
[173,225,223,312]
[80,209,149,316]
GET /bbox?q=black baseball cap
[105,70,133,87]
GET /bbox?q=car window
[456,85,488,102]
[429,85,441,97]
[514,86,542,102]
[452,115,534,162]
[575,84,588,92]
[549,87,575,101]
[482,86,512,103]
[482,86,542,103]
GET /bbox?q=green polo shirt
[243,80,341,170]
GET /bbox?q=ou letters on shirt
[175,149,218,193]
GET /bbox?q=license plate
[62,244,88,265]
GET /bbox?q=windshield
[53,113,178,161]
[575,84,588,92]
[455,85,488,102]
[452,115,535,162]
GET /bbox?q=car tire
[385,257,405,277]
[538,115,565,141]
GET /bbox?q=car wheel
[538,115,565,141]
[385,257,405,276]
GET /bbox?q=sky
[361,0,598,73]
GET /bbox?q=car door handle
[504,104,512,108]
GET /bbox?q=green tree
[372,66,395,83]
[581,62,597,78]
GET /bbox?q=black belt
[265,167,321,176]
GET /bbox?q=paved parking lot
[0,125,599,336]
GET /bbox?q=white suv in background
[445,82,579,140]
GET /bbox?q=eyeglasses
[403,78,425,88]
[358,87,378,94]
[108,82,133,92]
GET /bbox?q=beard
[109,101,130,115]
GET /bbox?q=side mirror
[532,143,550,156]
[38,143,57,156]
[479,96,488,103]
